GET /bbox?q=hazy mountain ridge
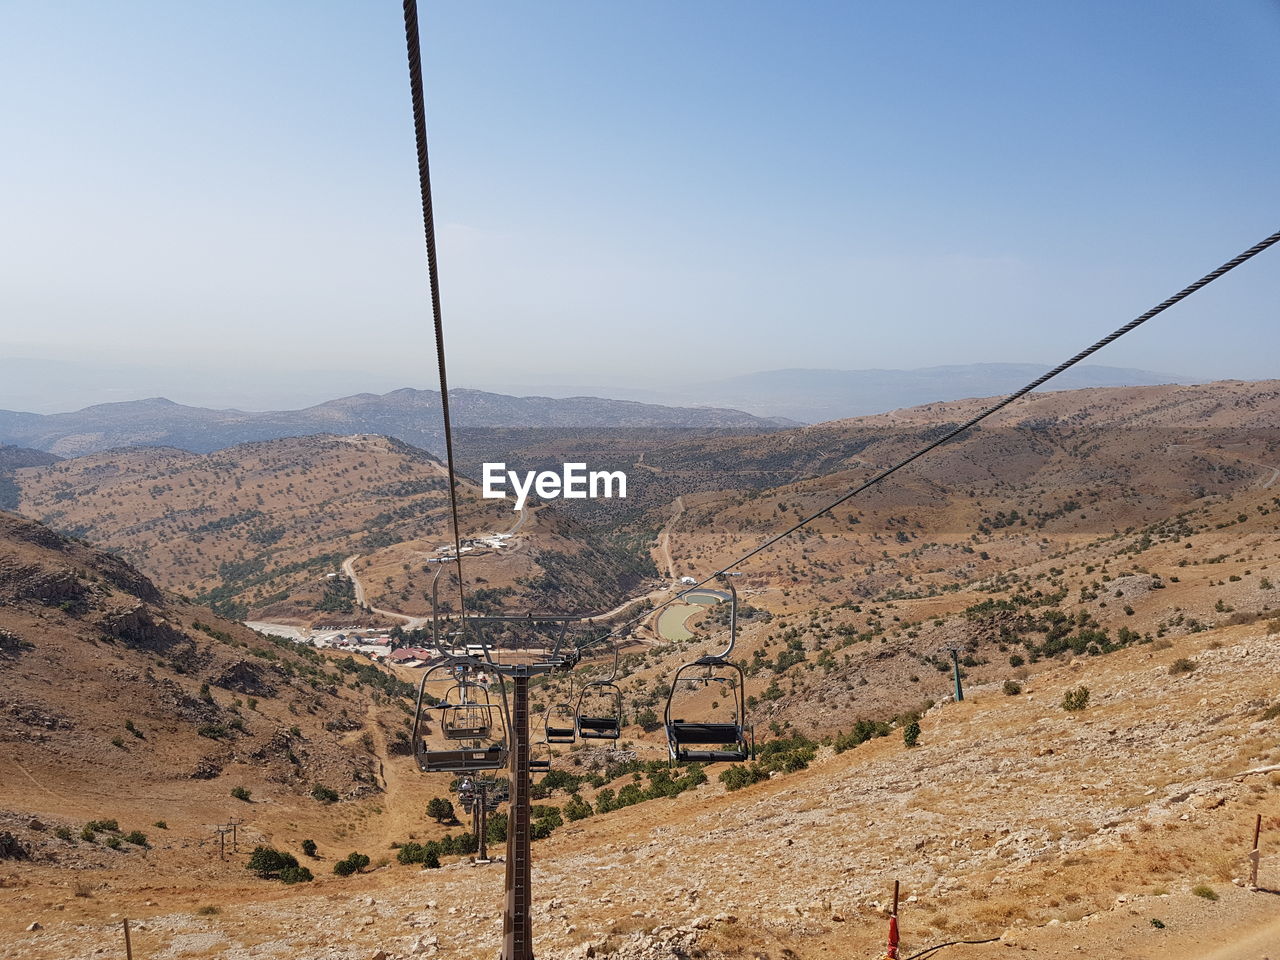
[671,362,1196,422]
[0,388,790,459]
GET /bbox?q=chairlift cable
[579,227,1280,653]
[402,0,467,617]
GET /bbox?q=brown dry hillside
[491,381,1280,744]
[12,434,655,624]
[0,511,403,820]
[3,610,1278,960]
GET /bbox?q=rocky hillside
[0,446,59,510]
[11,434,655,622]
[0,511,404,854]
[3,609,1276,959]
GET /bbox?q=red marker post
[886,880,900,960]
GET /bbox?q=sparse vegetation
[230,786,252,802]
[1168,658,1197,676]
[902,720,921,748]
[247,846,299,880]
[333,851,371,877]
[1061,686,1091,712]
[311,784,339,804]
[1003,680,1022,696]
[1191,884,1218,901]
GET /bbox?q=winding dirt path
[341,555,430,630]
[657,495,685,579]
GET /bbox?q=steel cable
[578,228,1280,652]
[402,0,467,617]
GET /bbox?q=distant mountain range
[501,363,1198,424]
[0,388,790,458]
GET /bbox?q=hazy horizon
[3,2,1279,406]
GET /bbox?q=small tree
[301,839,317,858]
[902,720,921,748]
[247,846,298,879]
[426,797,455,823]
[279,865,314,884]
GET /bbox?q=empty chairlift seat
[664,654,752,764]
[576,681,623,740]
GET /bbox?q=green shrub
[80,826,96,843]
[122,831,148,847]
[1003,680,1022,696]
[197,724,229,739]
[111,736,126,749]
[1061,686,1091,712]
[1149,918,1165,929]
[230,786,252,802]
[105,836,122,850]
[54,826,74,842]
[833,719,891,753]
[86,819,119,833]
[1262,703,1280,721]
[247,846,298,878]
[902,720,921,748]
[1191,884,1218,901]
[563,794,593,822]
[486,812,508,844]
[334,852,370,877]
[279,866,314,884]
[153,821,168,830]
[301,839,317,858]
[311,784,339,804]
[196,905,220,916]
[1168,658,1197,676]
[719,764,769,791]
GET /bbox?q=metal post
[950,648,964,702]
[123,918,133,960]
[478,782,489,862]
[501,669,534,960]
[1249,813,1262,890]
[228,817,240,853]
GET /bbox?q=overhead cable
[402,0,467,617]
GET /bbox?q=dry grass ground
[4,618,1278,959]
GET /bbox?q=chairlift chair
[544,699,577,745]
[413,659,510,775]
[663,576,753,764]
[576,682,622,740]
[576,640,623,740]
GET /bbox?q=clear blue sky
[2,1,1278,411]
